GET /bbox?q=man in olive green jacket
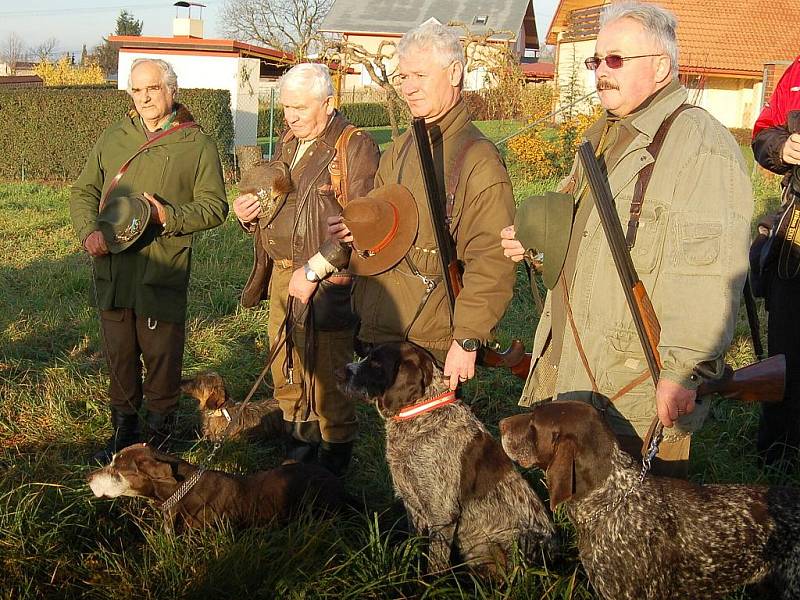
[329,21,516,391]
[70,59,228,463]
[502,2,752,475]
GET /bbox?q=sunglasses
[584,53,662,70]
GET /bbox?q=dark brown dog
[181,371,284,442]
[500,401,800,600]
[87,444,346,531]
[341,342,554,576]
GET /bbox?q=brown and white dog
[341,341,554,576]
[181,371,284,443]
[500,400,800,600]
[87,444,346,531]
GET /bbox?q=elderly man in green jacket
[70,58,228,463]
[501,1,753,476]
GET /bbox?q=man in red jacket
[752,55,800,467]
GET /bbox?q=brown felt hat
[345,183,418,276]
[239,160,293,224]
[97,194,152,254]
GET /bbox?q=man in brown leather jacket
[233,63,379,474]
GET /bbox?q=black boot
[282,420,320,465]
[92,408,140,464]
[318,441,354,477]
[144,411,177,451]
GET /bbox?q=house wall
[554,38,598,118]
[118,51,260,147]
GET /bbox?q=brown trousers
[617,433,691,479]
[100,308,185,416]
[267,266,357,443]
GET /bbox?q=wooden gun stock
[698,354,785,403]
[479,340,531,379]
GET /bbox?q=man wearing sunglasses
[501,1,753,476]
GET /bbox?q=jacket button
[582,230,588,237]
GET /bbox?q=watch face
[461,338,480,351]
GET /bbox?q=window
[473,15,489,26]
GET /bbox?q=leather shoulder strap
[444,137,482,221]
[626,103,695,248]
[99,121,198,211]
[328,124,358,208]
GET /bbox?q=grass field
[0,163,795,599]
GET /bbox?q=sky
[0,0,561,58]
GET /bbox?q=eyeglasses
[584,53,662,70]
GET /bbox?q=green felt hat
[98,194,152,254]
[514,191,574,289]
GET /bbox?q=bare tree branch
[2,33,27,74]
[30,38,59,63]
[220,0,333,61]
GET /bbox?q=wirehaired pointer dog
[500,400,800,600]
[341,341,554,576]
[87,444,346,531]
[181,371,284,442]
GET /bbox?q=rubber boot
[282,420,321,465]
[92,408,140,464]
[144,411,177,451]
[318,440,354,477]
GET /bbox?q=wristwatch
[303,264,321,282]
[456,338,481,352]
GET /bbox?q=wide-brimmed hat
[514,191,574,289]
[98,194,152,254]
[239,160,293,225]
[345,183,418,276]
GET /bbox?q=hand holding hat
[97,194,153,254]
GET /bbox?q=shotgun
[410,117,529,378]
[576,141,785,456]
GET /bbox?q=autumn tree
[220,0,332,61]
[35,55,105,85]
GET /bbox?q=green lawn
[0,166,793,598]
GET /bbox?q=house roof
[521,62,554,80]
[109,35,294,64]
[0,75,43,86]
[547,0,800,77]
[321,0,538,47]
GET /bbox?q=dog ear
[546,436,577,510]
[204,383,228,410]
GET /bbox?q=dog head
[86,444,187,501]
[339,341,438,418]
[181,371,230,410]
[500,401,616,510]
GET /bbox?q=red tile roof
[521,61,555,79]
[548,0,800,77]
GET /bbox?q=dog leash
[159,300,299,514]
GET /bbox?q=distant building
[0,61,38,76]
[321,0,542,91]
[0,75,44,87]
[547,0,800,128]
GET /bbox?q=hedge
[0,87,234,181]
[257,101,390,137]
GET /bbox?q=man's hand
[288,267,318,304]
[143,192,166,225]
[500,225,525,262]
[656,378,697,428]
[233,193,261,224]
[782,133,800,166]
[83,230,109,257]
[327,215,353,243]
[444,340,477,390]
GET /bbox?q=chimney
[173,1,205,38]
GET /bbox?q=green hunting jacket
[69,105,228,323]
[355,99,516,356]
[518,83,754,439]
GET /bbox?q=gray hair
[601,1,679,78]
[279,63,334,101]
[127,58,179,95]
[397,21,466,70]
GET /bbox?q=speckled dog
[500,401,800,600]
[341,341,554,576]
[181,371,284,443]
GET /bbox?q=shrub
[0,87,234,181]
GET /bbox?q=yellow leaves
[34,57,105,86]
